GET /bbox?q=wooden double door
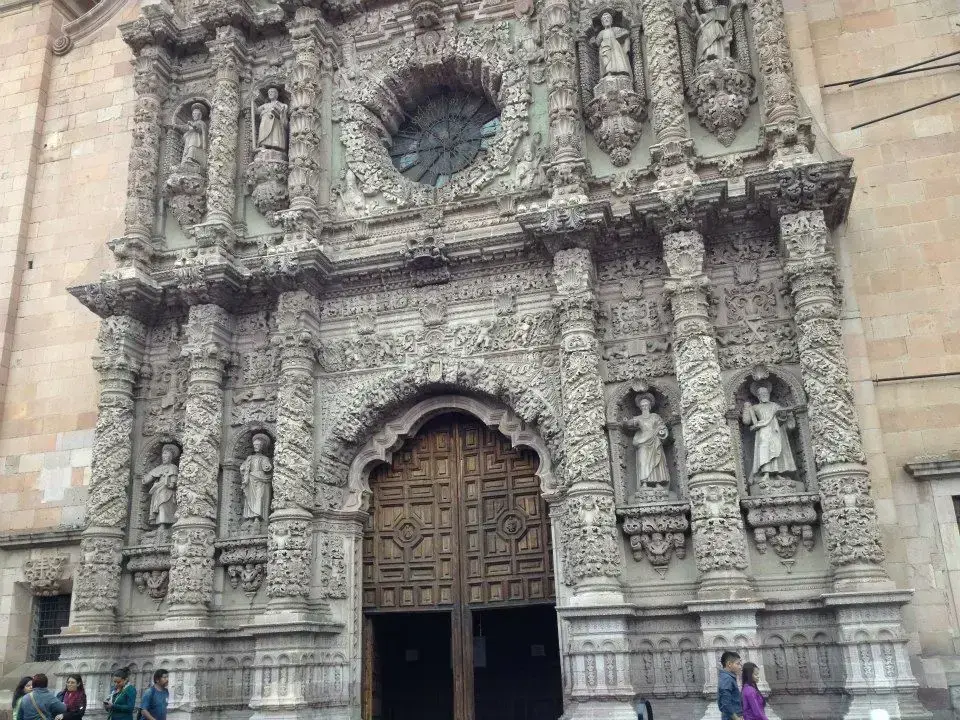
[362,413,561,720]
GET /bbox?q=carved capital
[557,492,623,586]
[218,538,268,597]
[741,493,819,560]
[125,546,172,601]
[620,502,690,572]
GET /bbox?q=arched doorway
[361,413,563,720]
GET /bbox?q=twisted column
[69,316,145,634]
[165,304,233,623]
[552,248,624,598]
[118,44,170,268]
[662,230,750,596]
[266,291,321,612]
[638,0,688,147]
[779,210,886,589]
[201,26,246,242]
[286,8,328,224]
[541,0,587,195]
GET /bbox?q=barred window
[30,595,71,662]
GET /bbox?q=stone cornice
[0,527,83,551]
[745,158,856,229]
[904,454,960,481]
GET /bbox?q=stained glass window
[390,92,500,188]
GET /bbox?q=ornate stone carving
[740,379,799,495]
[662,230,749,586]
[316,532,347,599]
[620,503,690,572]
[219,539,268,597]
[337,23,530,207]
[557,494,623,586]
[678,0,754,145]
[240,433,273,531]
[164,102,210,228]
[23,556,68,596]
[780,210,885,577]
[578,7,647,165]
[143,443,180,536]
[126,547,172,601]
[401,235,450,286]
[741,494,818,559]
[624,392,672,498]
[246,87,290,221]
[74,534,124,615]
[266,511,312,601]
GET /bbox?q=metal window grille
[29,594,71,662]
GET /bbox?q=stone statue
[176,104,208,169]
[593,12,632,79]
[143,444,180,527]
[623,393,671,496]
[240,433,273,525]
[683,0,734,66]
[255,87,289,152]
[741,381,798,492]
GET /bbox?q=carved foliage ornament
[337,23,530,207]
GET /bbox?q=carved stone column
[662,230,751,596]
[638,0,694,183]
[541,0,587,196]
[265,291,321,615]
[198,26,246,246]
[552,248,624,599]
[779,210,887,590]
[284,8,329,232]
[552,247,634,720]
[67,316,145,634]
[114,42,171,269]
[747,0,810,162]
[165,304,233,625]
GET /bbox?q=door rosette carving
[577,1,647,165]
[677,0,754,146]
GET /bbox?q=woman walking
[741,662,770,720]
[56,675,86,720]
[103,668,136,720]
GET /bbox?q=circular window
[389,92,501,188]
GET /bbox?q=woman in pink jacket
[741,662,770,720]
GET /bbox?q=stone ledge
[0,527,82,551]
[905,454,960,481]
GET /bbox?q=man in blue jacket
[717,651,744,720]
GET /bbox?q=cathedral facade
[0,0,958,718]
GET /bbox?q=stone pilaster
[165,304,233,624]
[117,44,170,269]
[285,8,329,227]
[779,210,887,590]
[199,26,246,245]
[68,316,145,635]
[662,230,750,596]
[541,0,587,196]
[265,291,321,615]
[551,248,623,600]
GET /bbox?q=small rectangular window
[30,595,71,662]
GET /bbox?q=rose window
[389,92,501,188]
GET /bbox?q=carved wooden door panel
[362,413,555,720]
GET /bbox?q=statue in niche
[255,87,289,152]
[240,433,273,528]
[683,0,735,66]
[623,393,671,497]
[741,381,799,494]
[176,104,209,169]
[144,444,180,529]
[593,11,632,79]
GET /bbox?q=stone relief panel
[139,319,189,439]
[705,223,799,372]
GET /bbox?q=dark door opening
[366,611,453,720]
[473,604,563,720]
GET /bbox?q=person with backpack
[15,674,66,720]
[102,668,136,720]
[138,670,169,720]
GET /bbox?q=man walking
[717,651,744,720]
[138,670,169,720]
